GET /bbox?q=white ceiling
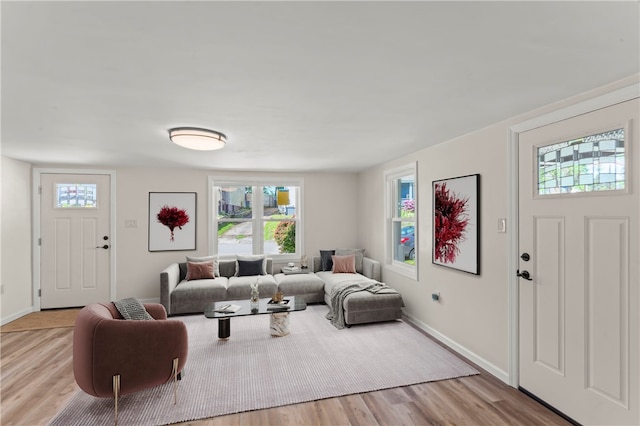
[2,1,638,172]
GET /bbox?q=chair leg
[113,374,121,425]
[172,358,179,405]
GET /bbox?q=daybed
[312,251,404,326]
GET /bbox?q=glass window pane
[395,176,415,218]
[56,183,97,208]
[264,186,296,218]
[392,221,415,263]
[218,186,252,219]
[265,220,296,254]
[537,128,625,195]
[217,220,253,256]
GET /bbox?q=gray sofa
[160,256,403,326]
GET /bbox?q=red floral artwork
[157,205,190,242]
[434,183,469,264]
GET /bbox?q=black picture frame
[432,174,480,275]
[148,192,197,252]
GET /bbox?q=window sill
[385,262,418,281]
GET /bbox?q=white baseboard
[402,311,510,385]
[140,297,161,304]
[1,307,36,326]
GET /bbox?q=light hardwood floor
[0,325,573,426]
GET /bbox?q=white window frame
[208,176,304,260]
[384,163,418,280]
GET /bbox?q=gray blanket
[325,281,398,329]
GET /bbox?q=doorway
[35,171,115,309]
[510,88,638,425]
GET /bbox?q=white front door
[518,99,638,425]
[40,173,111,308]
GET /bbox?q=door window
[537,128,625,195]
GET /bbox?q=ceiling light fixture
[169,127,227,151]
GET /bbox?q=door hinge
[38,238,42,246]
[38,185,42,195]
[38,289,41,297]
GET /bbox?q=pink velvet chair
[73,302,188,423]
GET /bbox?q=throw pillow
[335,248,365,273]
[237,259,265,277]
[332,254,357,274]
[320,250,335,271]
[113,298,153,320]
[186,255,220,277]
[235,254,267,276]
[185,260,215,280]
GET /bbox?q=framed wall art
[148,192,197,252]
[432,174,480,275]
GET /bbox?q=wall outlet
[432,291,440,302]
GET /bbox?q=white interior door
[518,99,638,425]
[40,173,111,308]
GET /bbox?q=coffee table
[204,296,307,339]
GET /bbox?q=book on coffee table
[214,304,241,313]
[267,299,291,310]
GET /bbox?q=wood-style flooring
[1,324,573,425]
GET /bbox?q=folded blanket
[326,281,398,329]
[114,298,153,320]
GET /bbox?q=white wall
[1,157,33,322]
[357,74,639,381]
[111,168,360,300]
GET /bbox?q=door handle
[517,270,533,281]
[96,244,110,249]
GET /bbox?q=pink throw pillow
[186,261,215,280]
[332,254,356,274]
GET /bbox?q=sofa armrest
[160,263,180,315]
[362,257,381,281]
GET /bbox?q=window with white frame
[385,164,417,278]
[210,178,302,259]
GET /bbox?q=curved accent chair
[73,302,188,424]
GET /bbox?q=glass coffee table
[204,296,307,339]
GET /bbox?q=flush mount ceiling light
[169,127,227,151]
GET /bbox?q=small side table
[270,312,290,336]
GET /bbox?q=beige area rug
[1,309,80,333]
[48,305,478,426]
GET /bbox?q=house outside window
[385,164,417,279]
[210,178,303,259]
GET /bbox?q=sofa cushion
[236,258,265,277]
[274,273,325,295]
[185,260,215,280]
[332,254,356,274]
[186,255,220,276]
[171,278,228,313]
[227,275,277,299]
[320,250,335,271]
[234,255,267,276]
[335,248,365,273]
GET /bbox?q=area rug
[48,305,478,426]
[1,309,80,332]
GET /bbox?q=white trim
[507,83,640,388]
[32,168,117,311]
[403,311,510,384]
[208,176,305,260]
[1,307,35,326]
[383,162,418,280]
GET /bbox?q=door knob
[517,270,533,281]
[96,244,109,249]
[520,253,530,261]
